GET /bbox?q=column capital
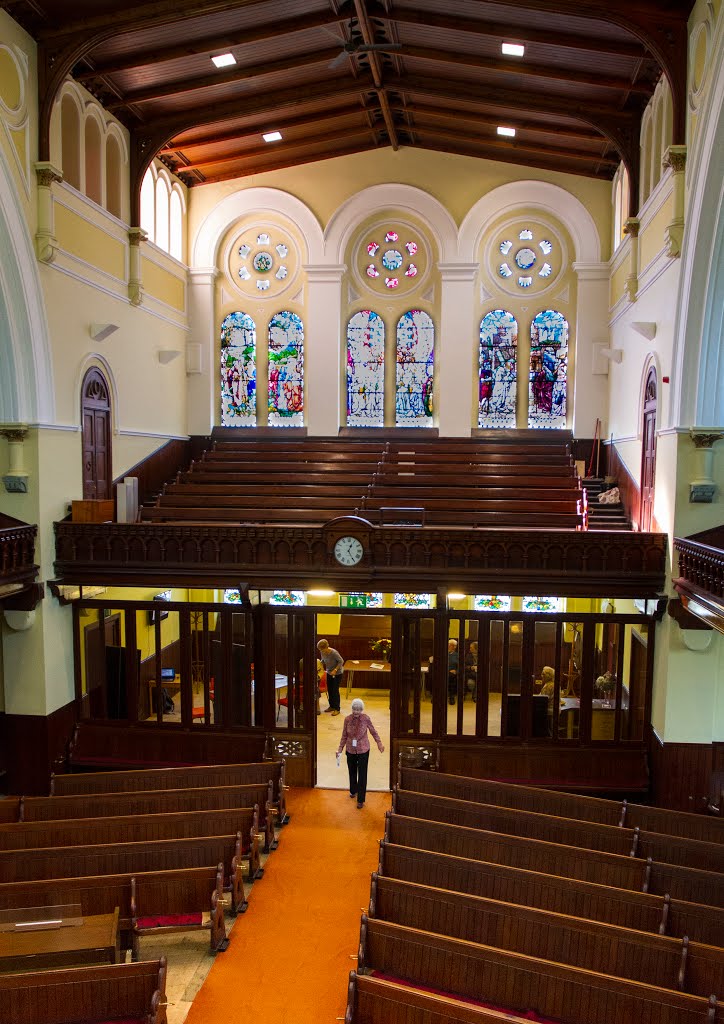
[571,261,609,281]
[188,267,220,284]
[34,162,63,188]
[303,264,346,282]
[128,227,148,247]
[689,430,724,450]
[663,145,687,174]
[0,425,29,443]
[437,262,478,282]
[623,217,640,238]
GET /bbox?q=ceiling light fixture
[497,126,516,137]
[262,131,283,143]
[211,53,236,68]
[502,42,525,57]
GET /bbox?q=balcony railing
[0,514,38,586]
[674,527,724,611]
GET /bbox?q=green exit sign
[343,594,368,609]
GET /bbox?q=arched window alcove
[81,367,112,500]
[639,366,658,532]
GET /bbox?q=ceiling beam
[418,139,612,180]
[160,103,371,152]
[37,0,263,39]
[75,10,350,81]
[398,44,653,94]
[190,141,383,185]
[399,102,605,146]
[412,123,618,167]
[105,47,341,111]
[353,0,399,150]
[383,7,649,60]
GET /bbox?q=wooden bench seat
[0,957,168,1024]
[392,788,724,874]
[0,865,233,958]
[0,832,250,909]
[0,799,19,824]
[377,841,724,948]
[368,874,724,997]
[346,972,535,1024]
[358,918,723,1024]
[152,492,580,514]
[399,768,724,845]
[385,812,724,907]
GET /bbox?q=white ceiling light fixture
[262,131,283,143]
[497,126,516,137]
[211,53,236,68]
[502,42,525,57]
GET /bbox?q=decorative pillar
[688,430,723,503]
[571,262,611,437]
[34,162,63,264]
[623,218,640,302]
[303,265,346,436]
[663,145,687,259]
[437,263,478,437]
[127,227,147,307]
[0,425,29,493]
[187,268,219,436]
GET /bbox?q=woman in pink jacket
[336,698,384,808]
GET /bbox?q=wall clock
[334,536,364,566]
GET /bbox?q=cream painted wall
[0,11,37,234]
[188,147,612,257]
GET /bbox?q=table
[558,697,623,739]
[343,660,429,698]
[0,908,119,973]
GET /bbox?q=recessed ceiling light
[262,131,283,143]
[211,53,236,68]
[497,126,516,137]
[502,42,525,57]
[447,593,466,601]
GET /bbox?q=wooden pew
[377,841,724,948]
[0,958,168,1024]
[384,812,724,908]
[0,799,19,824]
[357,918,723,1024]
[399,767,724,845]
[368,874,724,997]
[52,758,288,825]
[0,832,251,909]
[20,782,275,851]
[0,864,235,956]
[346,972,527,1024]
[392,788,724,874]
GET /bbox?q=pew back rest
[21,783,268,822]
[52,760,282,797]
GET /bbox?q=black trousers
[346,750,370,803]
[327,671,342,711]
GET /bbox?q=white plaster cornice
[437,262,479,282]
[188,267,220,283]
[303,264,347,283]
[572,262,609,281]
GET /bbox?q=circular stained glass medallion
[253,251,273,273]
[382,249,403,271]
[515,247,537,270]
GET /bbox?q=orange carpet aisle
[185,787,390,1024]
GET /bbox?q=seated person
[539,665,556,708]
[465,641,478,700]
[447,638,459,705]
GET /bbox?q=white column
[437,263,478,437]
[303,265,346,436]
[187,268,219,436]
[572,262,611,438]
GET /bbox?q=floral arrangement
[370,637,392,657]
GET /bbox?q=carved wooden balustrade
[0,514,38,587]
[54,520,667,596]
[673,527,724,631]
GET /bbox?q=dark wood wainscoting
[0,699,77,795]
[648,730,718,811]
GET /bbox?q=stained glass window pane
[268,311,304,427]
[224,589,242,604]
[270,590,305,606]
[528,310,568,429]
[522,596,564,612]
[394,593,433,609]
[221,312,256,426]
[347,310,385,427]
[396,310,434,426]
[474,595,512,612]
[478,310,517,428]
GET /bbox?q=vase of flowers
[370,637,392,663]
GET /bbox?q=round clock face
[334,536,364,566]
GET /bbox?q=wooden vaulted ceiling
[7,0,693,212]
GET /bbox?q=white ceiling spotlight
[497,126,516,137]
[262,131,283,143]
[502,42,525,57]
[211,53,236,68]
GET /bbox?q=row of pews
[141,436,586,529]
[0,758,288,1024]
[345,767,724,1024]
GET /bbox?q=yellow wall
[142,256,186,312]
[54,203,126,280]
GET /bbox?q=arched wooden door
[81,368,112,499]
[640,367,657,531]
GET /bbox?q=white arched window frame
[651,95,663,194]
[640,110,653,206]
[169,186,184,261]
[105,132,123,220]
[84,112,103,206]
[60,92,82,191]
[612,163,630,252]
[155,174,170,253]
[140,167,155,241]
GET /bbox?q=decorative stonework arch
[192,187,324,269]
[75,352,120,435]
[458,180,601,265]
[0,140,54,423]
[324,183,458,264]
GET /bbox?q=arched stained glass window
[268,311,304,427]
[479,310,517,428]
[528,310,568,429]
[396,310,434,426]
[347,310,385,427]
[220,312,256,426]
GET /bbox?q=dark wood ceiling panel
[9,0,693,196]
